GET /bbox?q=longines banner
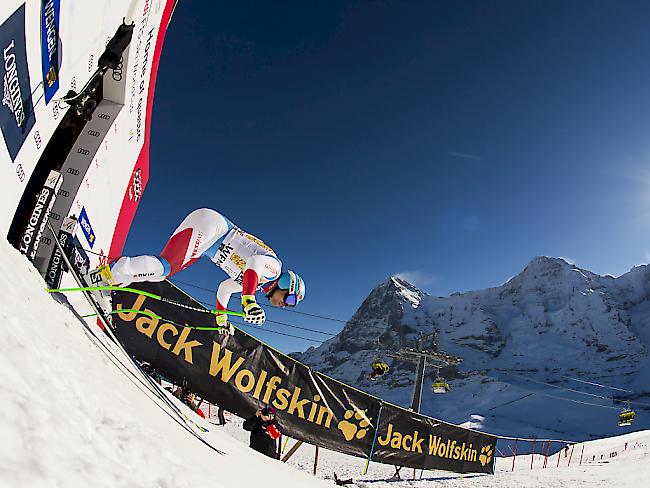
[112,281,496,474]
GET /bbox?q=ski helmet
[263,270,305,306]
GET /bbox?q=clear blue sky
[125,0,650,353]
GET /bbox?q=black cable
[230,320,326,344]
[168,278,348,323]
[170,292,337,337]
[500,372,650,409]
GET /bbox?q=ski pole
[80,309,238,332]
[46,285,245,317]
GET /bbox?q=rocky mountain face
[294,257,650,441]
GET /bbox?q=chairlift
[432,377,450,393]
[369,360,390,381]
[618,403,635,427]
[431,367,450,393]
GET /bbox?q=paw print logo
[479,444,494,466]
[337,409,371,442]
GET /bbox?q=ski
[45,222,225,447]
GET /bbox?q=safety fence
[495,435,647,472]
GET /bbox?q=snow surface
[1,237,648,487]
[220,416,650,488]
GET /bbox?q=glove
[215,312,235,335]
[242,295,265,325]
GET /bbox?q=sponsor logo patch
[78,207,96,249]
[41,0,61,104]
[0,4,36,161]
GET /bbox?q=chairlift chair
[432,377,450,394]
[618,407,636,427]
[369,361,390,381]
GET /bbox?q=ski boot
[83,264,118,317]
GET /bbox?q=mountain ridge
[295,257,650,440]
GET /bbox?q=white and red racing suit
[110,208,282,313]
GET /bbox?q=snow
[0,220,647,486]
[220,416,650,488]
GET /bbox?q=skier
[94,208,305,334]
[243,406,281,459]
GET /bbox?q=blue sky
[125,0,650,353]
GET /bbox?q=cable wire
[169,290,337,337]
[563,376,635,394]
[231,320,326,344]
[499,372,650,409]
[168,278,348,323]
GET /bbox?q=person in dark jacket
[243,406,281,459]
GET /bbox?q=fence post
[531,440,536,470]
[512,440,517,472]
[556,445,562,468]
[579,444,584,466]
[543,441,550,468]
[567,445,574,467]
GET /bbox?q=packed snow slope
[221,415,650,488]
[0,238,331,488]
[295,258,650,441]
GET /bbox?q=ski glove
[242,295,265,325]
[215,312,235,335]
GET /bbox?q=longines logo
[3,39,26,128]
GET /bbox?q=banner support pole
[281,440,304,462]
[363,401,384,475]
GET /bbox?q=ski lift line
[500,377,623,411]
[511,374,615,402]
[563,376,635,394]
[167,278,349,323]
[506,372,650,408]
[175,294,337,337]
[229,320,326,344]
[487,393,534,412]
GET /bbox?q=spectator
[217,406,227,426]
[243,406,281,459]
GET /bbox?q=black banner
[112,281,496,474]
[372,404,496,472]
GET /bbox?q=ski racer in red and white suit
[109,208,305,330]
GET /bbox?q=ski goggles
[283,293,298,307]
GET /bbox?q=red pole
[531,440,536,470]
[556,445,562,468]
[579,445,584,466]
[567,445,574,467]
[543,441,550,468]
[512,440,518,472]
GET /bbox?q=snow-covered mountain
[295,257,650,441]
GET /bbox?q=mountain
[294,257,650,441]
